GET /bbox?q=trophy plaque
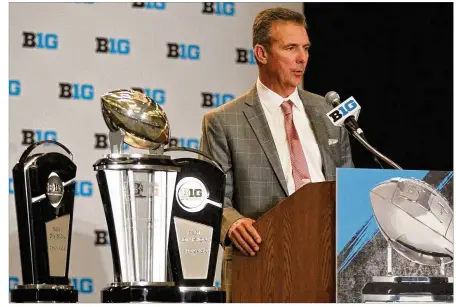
[93,89,226,303]
[11,140,78,303]
[361,177,453,303]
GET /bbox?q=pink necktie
[281,100,311,190]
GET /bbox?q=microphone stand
[349,129,403,170]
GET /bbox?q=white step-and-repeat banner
[9,2,303,302]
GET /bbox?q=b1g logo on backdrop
[131,87,166,105]
[201,92,234,108]
[169,137,199,149]
[132,2,166,10]
[9,80,21,96]
[21,129,57,145]
[94,133,130,150]
[167,43,200,61]
[202,2,235,16]
[59,83,94,100]
[236,48,256,65]
[96,37,130,55]
[22,31,58,50]
[75,180,93,197]
[9,178,14,195]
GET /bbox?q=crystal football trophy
[11,141,78,303]
[362,177,454,303]
[93,89,226,303]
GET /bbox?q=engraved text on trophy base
[45,214,70,277]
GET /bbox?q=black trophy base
[180,287,226,303]
[101,284,182,303]
[10,286,78,303]
[362,276,453,303]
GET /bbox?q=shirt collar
[256,78,302,113]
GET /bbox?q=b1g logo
[132,2,166,10]
[201,92,234,108]
[325,97,361,127]
[9,178,14,195]
[75,180,93,197]
[131,87,166,105]
[94,229,110,246]
[70,278,94,294]
[59,83,94,100]
[236,48,256,64]
[169,137,199,149]
[176,178,208,212]
[21,129,57,145]
[94,133,130,150]
[9,80,21,96]
[202,2,235,16]
[22,31,58,50]
[167,43,200,61]
[96,37,130,55]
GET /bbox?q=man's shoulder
[298,88,332,112]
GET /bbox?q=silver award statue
[93,89,225,303]
[362,177,453,303]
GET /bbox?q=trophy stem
[440,258,445,276]
[128,170,141,280]
[146,172,154,281]
[387,241,393,276]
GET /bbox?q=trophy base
[179,286,226,303]
[10,285,78,303]
[101,284,183,303]
[361,276,453,303]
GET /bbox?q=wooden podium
[231,181,336,303]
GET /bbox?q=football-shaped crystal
[101,89,169,149]
[370,178,453,266]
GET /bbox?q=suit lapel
[243,87,289,196]
[298,90,337,179]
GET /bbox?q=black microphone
[325,91,365,139]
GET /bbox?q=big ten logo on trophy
[131,87,166,105]
[326,97,360,125]
[201,92,234,108]
[59,82,94,100]
[167,43,200,61]
[74,180,93,197]
[95,37,130,55]
[201,2,235,16]
[21,129,57,145]
[9,276,94,294]
[169,137,200,149]
[236,48,256,65]
[9,80,21,96]
[94,133,130,150]
[22,31,58,50]
[132,2,166,10]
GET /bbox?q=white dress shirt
[256,78,326,195]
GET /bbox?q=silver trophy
[362,177,453,303]
[93,89,225,303]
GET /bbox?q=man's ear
[254,44,268,65]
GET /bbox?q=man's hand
[228,218,262,256]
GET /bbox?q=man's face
[264,21,311,89]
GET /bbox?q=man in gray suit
[200,7,354,257]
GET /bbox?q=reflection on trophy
[93,89,225,303]
[362,177,454,303]
[11,141,78,303]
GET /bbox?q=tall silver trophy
[93,90,225,303]
[362,177,453,303]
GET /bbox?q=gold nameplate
[45,214,70,277]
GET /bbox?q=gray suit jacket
[200,85,354,245]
